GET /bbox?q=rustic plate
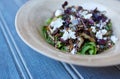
[15,0,120,66]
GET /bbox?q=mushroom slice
[68,39,74,51]
[77,37,84,48]
[47,30,54,40]
[81,33,95,42]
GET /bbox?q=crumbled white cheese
[61,30,69,40]
[96,20,106,29]
[101,29,107,35]
[50,18,64,31]
[55,9,63,17]
[78,10,82,15]
[61,29,76,40]
[108,43,111,46]
[96,29,107,39]
[81,11,88,16]
[71,7,76,12]
[105,19,109,23]
[70,15,79,26]
[71,48,76,54]
[96,23,100,27]
[73,44,76,46]
[100,23,106,29]
[96,31,103,39]
[91,26,96,33]
[99,19,109,29]
[103,37,107,40]
[79,11,92,19]
[111,35,118,44]
[71,19,78,26]
[68,30,76,39]
[70,15,75,21]
[78,37,81,41]
[84,14,92,19]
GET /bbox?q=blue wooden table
[0,0,120,79]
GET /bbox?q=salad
[42,1,118,55]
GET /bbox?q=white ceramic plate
[15,0,120,67]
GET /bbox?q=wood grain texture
[74,65,120,79]
[0,22,20,79]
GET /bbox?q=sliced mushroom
[81,33,95,42]
[47,30,54,40]
[69,45,73,52]
[68,39,74,51]
[77,37,84,48]
[104,31,112,36]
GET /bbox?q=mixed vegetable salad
[42,1,118,55]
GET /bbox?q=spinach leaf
[46,18,53,25]
[42,26,54,46]
[80,42,97,55]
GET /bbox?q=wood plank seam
[0,18,26,79]
[115,65,120,71]
[69,64,84,79]
[61,63,80,79]
[0,11,33,79]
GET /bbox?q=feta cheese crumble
[84,14,92,19]
[79,11,92,19]
[91,26,96,33]
[50,18,64,31]
[55,9,64,17]
[96,29,107,39]
[61,29,76,40]
[96,31,103,39]
[81,11,88,16]
[70,15,75,21]
[71,19,78,26]
[71,48,76,54]
[101,29,107,35]
[111,35,118,44]
[61,30,69,40]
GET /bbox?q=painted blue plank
[0,12,32,79]
[0,0,73,79]
[74,65,120,79]
[0,23,20,79]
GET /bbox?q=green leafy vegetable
[56,41,62,48]
[56,41,67,51]
[46,18,53,25]
[42,26,54,45]
[80,42,97,55]
[57,15,63,18]
[106,22,112,31]
[60,46,67,51]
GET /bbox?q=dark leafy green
[80,42,97,55]
[106,22,112,31]
[46,18,53,25]
[42,26,54,45]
